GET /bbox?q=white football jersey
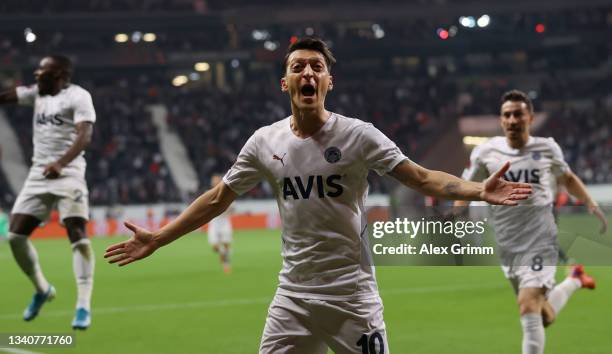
[462,136,570,253]
[224,113,408,300]
[16,84,96,178]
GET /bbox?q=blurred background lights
[114,33,128,43]
[194,62,210,71]
[264,40,279,51]
[171,75,188,87]
[131,31,142,43]
[459,16,476,28]
[24,28,37,43]
[372,24,385,39]
[251,29,270,41]
[477,15,490,28]
[143,33,156,42]
[437,28,449,40]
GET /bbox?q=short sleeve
[548,138,571,177]
[73,89,96,124]
[358,123,409,176]
[16,85,38,106]
[223,132,264,195]
[462,144,489,181]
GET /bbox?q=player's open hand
[104,221,159,266]
[481,161,532,206]
[42,162,63,179]
[588,204,608,234]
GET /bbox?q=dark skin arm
[43,122,93,179]
[0,88,18,104]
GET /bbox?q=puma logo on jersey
[283,175,343,200]
[504,169,540,184]
[35,113,64,126]
[273,153,286,166]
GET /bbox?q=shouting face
[281,49,333,111]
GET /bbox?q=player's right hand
[104,221,159,266]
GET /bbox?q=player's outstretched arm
[104,182,237,266]
[0,89,18,105]
[389,160,532,205]
[43,122,93,179]
[558,171,608,234]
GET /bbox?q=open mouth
[301,84,316,97]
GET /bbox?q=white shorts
[11,172,89,222]
[208,223,232,244]
[501,247,558,293]
[259,293,389,354]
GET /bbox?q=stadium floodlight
[194,62,210,72]
[372,24,385,39]
[24,28,37,43]
[114,33,129,43]
[477,15,490,28]
[251,29,270,41]
[459,16,476,28]
[143,33,157,42]
[264,40,279,51]
[189,72,200,81]
[131,31,142,43]
[172,75,188,87]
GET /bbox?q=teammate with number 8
[455,90,607,354]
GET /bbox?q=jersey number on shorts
[74,190,83,203]
[356,332,385,354]
[531,256,543,271]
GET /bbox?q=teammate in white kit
[105,38,532,353]
[0,56,96,330]
[455,90,607,354]
[207,174,233,273]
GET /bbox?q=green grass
[0,213,610,354]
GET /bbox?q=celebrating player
[0,55,96,330]
[455,90,607,354]
[105,38,531,353]
[207,174,233,274]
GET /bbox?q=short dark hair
[501,89,533,112]
[48,55,73,81]
[282,37,336,73]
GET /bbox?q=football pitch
[0,215,610,354]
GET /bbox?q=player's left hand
[588,204,608,234]
[42,162,63,179]
[481,161,532,206]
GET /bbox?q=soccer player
[207,174,233,273]
[0,55,96,330]
[455,90,607,354]
[105,38,531,353]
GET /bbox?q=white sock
[72,238,94,310]
[8,232,50,293]
[547,277,581,315]
[221,247,230,265]
[520,313,545,354]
